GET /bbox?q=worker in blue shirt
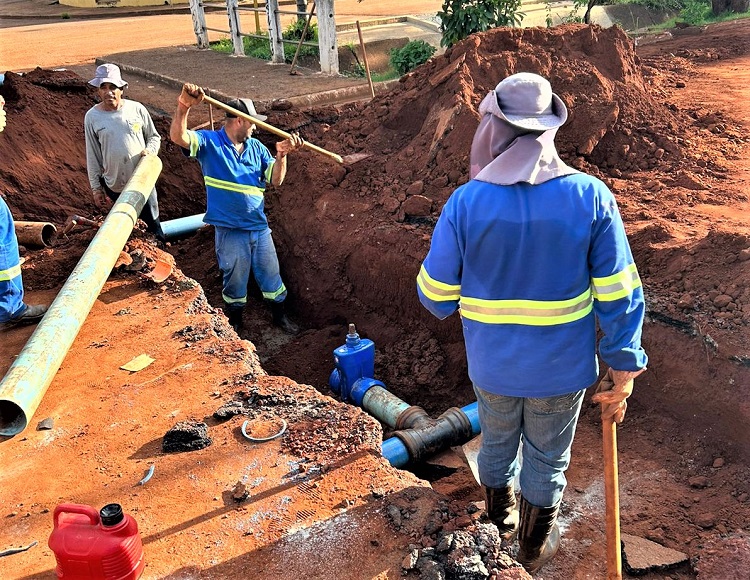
[417,73,647,573]
[170,83,303,335]
[0,96,48,330]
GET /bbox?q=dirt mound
[0,68,205,222]
[247,24,748,409]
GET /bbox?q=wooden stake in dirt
[356,21,376,99]
[603,414,623,580]
[201,94,343,164]
[290,2,316,76]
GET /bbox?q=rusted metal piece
[14,221,57,247]
[61,215,100,237]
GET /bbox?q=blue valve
[329,323,384,404]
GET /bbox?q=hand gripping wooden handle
[201,94,343,164]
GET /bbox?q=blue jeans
[0,196,26,323]
[215,226,287,309]
[473,385,585,508]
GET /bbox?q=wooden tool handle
[202,94,343,164]
[603,415,622,580]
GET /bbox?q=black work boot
[1,304,48,329]
[517,496,561,574]
[269,300,299,335]
[225,307,244,333]
[484,485,519,540]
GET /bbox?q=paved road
[0,0,445,72]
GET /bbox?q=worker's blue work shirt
[186,128,275,231]
[417,174,648,398]
[0,196,25,322]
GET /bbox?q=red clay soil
[1,20,749,580]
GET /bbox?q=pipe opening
[40,223,57,246]
[0,400,27,436]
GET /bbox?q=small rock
[405,180,425,196]
[694,512,717,529]
[36,417,54,430]
[232,481,249,502]
[402,548,419,570]
[689,475,710,488]
[402,194,432,217]
[712,457,725,468]
[677,293,695,310]
[162,421,212,453]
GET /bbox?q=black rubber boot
[269,300,299,335]
[2,304,48,329]
[484,485,519,540]
[225,306,243,333]
[517,496,561,574]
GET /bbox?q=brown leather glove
[592,368,645,424]
[178,83,204,109]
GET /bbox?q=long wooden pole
[202,94,343,164]
[356,21,375,99]
[603,415,623,580]
[290,2,316,75]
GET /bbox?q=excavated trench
[2,22,749,577]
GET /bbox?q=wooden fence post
[266,0,286,64]
[226,0,245,57]
[316,0,339,74]
[189,0,210,49]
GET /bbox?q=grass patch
[210,21,319,63]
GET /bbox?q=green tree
[438,0,525,48]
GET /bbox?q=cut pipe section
[161,213,206,240]
[15,221,57,248]
[0,156,163,436]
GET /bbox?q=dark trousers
[100,178,164,240]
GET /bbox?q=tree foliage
[390,40,437,75]
[438,0,525,48]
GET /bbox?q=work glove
[275,132,304,158]
[178,83,204,109]
[592,367,644,424]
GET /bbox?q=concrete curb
[102,58,401,112]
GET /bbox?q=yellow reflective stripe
[417,265,460,302]
[222,293,246,305]
[460,288,593,326]
[592,263,641,302]
[265,160,275,183]
[0,263,22,282]
[187,130,199,157]
[262,283,286,301]
[204,176,265,197]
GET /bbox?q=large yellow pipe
[0,156,163,436]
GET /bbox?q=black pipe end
[0,400,27,437]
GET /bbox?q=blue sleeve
[417,195,462,320]
[258,141,275,183]
[589,186,648,371]
[186,130,208,159]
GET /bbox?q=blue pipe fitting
[328,324,383,403]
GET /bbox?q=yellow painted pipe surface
[0,156,162,436]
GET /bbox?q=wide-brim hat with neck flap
[225,98,268,122]
[492,72,567,132]
[88,64,128,89]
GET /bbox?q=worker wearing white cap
[84,63,165,240]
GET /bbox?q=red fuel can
[48,503,145,580]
